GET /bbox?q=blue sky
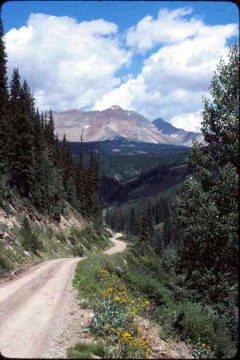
[1,1,239,131]
[2,1,239,33]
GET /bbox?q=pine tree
[7,71,35,196]
[61,134,77,206]
[176,45,239,305]
[45,108,55,155]
[147,202,155,242]
[139,209,151,256]
[0,14,9,161]
[129,207,137,235]
[74,137,87,214]
[0,14,10,203]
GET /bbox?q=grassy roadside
[69,240,237,359]
[0,223,110,277]
[70,249,151,359]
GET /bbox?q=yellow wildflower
[142,299,150,308]
[100,269,108,274]
[144,350,149,358]
[121,332,132,342]
[114,295,120,302]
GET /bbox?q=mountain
[152,118,204,146]
[53,106,169,144]
[52,106,204,146]
[152,118,181,135]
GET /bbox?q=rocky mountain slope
[152,118,204,147]
[0,200,110,277]
[53,106,204,146]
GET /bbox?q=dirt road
[0,232,125,358]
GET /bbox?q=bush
[123,270,172,306]
[67,341,105,359]
[20,218,44,254]
[213,314,237,358]
[0,252,13,274]
[72,245,84,257]
[22,230,44,254]
[162,247,179,270]
[174,302,216,345]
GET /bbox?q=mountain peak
[153,118,181,135]
[110,105,123,111]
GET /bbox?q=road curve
[0,232,125,358]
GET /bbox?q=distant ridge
[152,117,204,147]
[52,106,204,147]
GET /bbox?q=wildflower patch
[90,268,150,358]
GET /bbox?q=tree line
[0,16,102,224]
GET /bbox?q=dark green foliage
[176,45,239,306]
[20,217,44,254]
[67,341,106,359]
[172,45,239,357]
[0,15,9,168]
[21,216,31,233]
[0,15,102,224]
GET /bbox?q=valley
[0,6,238,360]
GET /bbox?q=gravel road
[0,232,125,358]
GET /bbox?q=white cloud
[170,111,203,132]
[126,7,237,53]
[126,7,202,52]
[5,8,238,131]
[5,13,132,111]
[95,7,237,130]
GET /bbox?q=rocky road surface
[0,232,125,358]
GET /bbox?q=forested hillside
[0,16,102,225]
[0,16,104,274]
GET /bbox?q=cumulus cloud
[170,111,203,132]
[5,13,132,111]
[95,7,238,130]
[5,8,238,131]
[126,7,237,53]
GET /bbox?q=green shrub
[0,253,13,274]
[174,302,216,345]
[123,270,172,306]
[213,314,237,358]
[55,231,66,243]
[72,245,84,257]
[21,230,44,254]
[162,247,179,270]
[67,341,105,359]
[20,219,44,254]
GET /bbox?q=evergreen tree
[129,207,137,235]
[139,210,151,256]
[176,45,239,305]
[74,136,87,214]
[45,108,55,155]
[0,14,9,162]
[147,202,155,242]
[8,72,35,196]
